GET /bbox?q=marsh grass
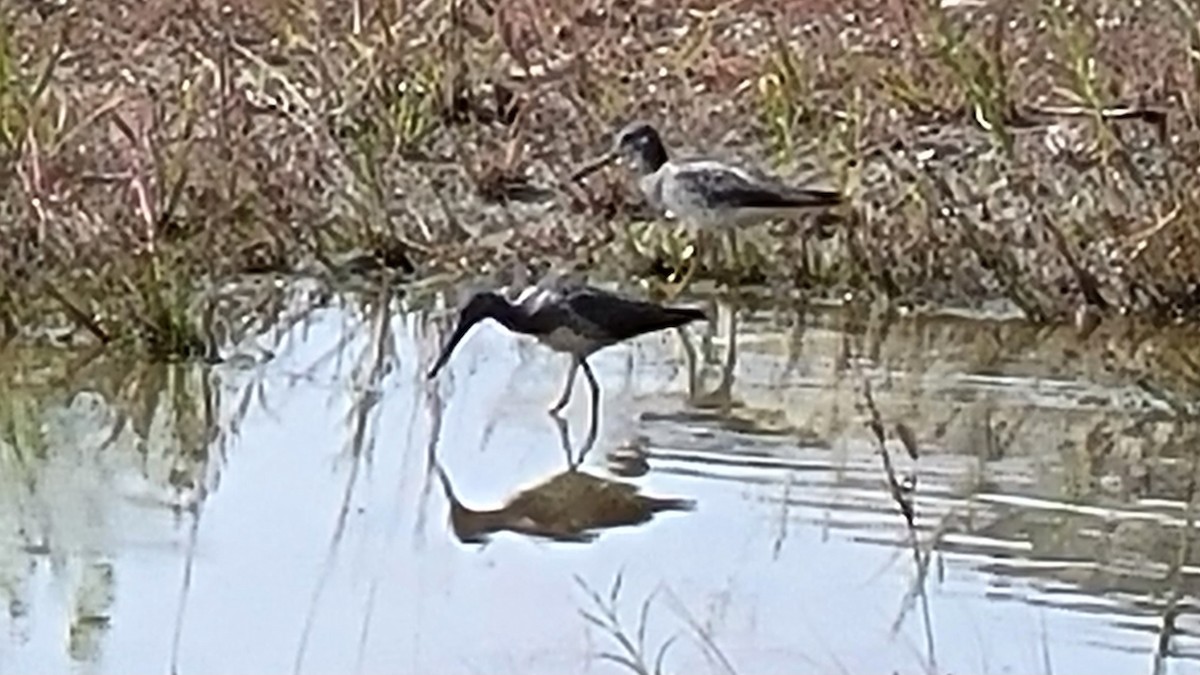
[574,574,680,675]
[123,256,210,360]
[1,0,1200,357]
[758,22,813,164]
[574,570,745,675]
[927,1,1015,152]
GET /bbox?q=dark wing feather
[558,286,706,343]
[674,164,842,210]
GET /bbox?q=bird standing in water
[427,276,707,418]
[571,121,844,291]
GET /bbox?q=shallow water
[3,282,1200,675]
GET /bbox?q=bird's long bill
[426,316,479,378]
[569,150,617,182]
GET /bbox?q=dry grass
[2,0,1200,355]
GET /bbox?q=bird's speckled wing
[669,160,841,211]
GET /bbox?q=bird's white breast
[658,161,747,229]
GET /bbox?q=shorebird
[571,121,844,289]
[427,276,708,417]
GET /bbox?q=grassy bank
[1,0,1199,356]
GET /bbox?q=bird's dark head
[612,121,668,174]
[570,120,668,182]
[427,291,510,379]
[458,291,510,326]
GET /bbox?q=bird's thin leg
[717,305,738,401]
[699,228,716,276]
[702,295,720,364]
[550,358,579,414]
[579,359,601,460]
[579,406,599,467]
[726,229,740,277]
[675,326,699,401]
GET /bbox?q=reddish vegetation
[2,0,1200,350]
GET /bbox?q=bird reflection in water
[432,418,694,544]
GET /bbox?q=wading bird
[427,276,707,418]
[571,121,844,290]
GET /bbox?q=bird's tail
[605,300,709,341]
[665,306,709,325]
[781,187,843,210]
[644,306,708,334]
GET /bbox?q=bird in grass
[426,275,708,417]
[432,461,695,544]
[571,121,844,290]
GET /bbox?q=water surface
[2,283,1200,675]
